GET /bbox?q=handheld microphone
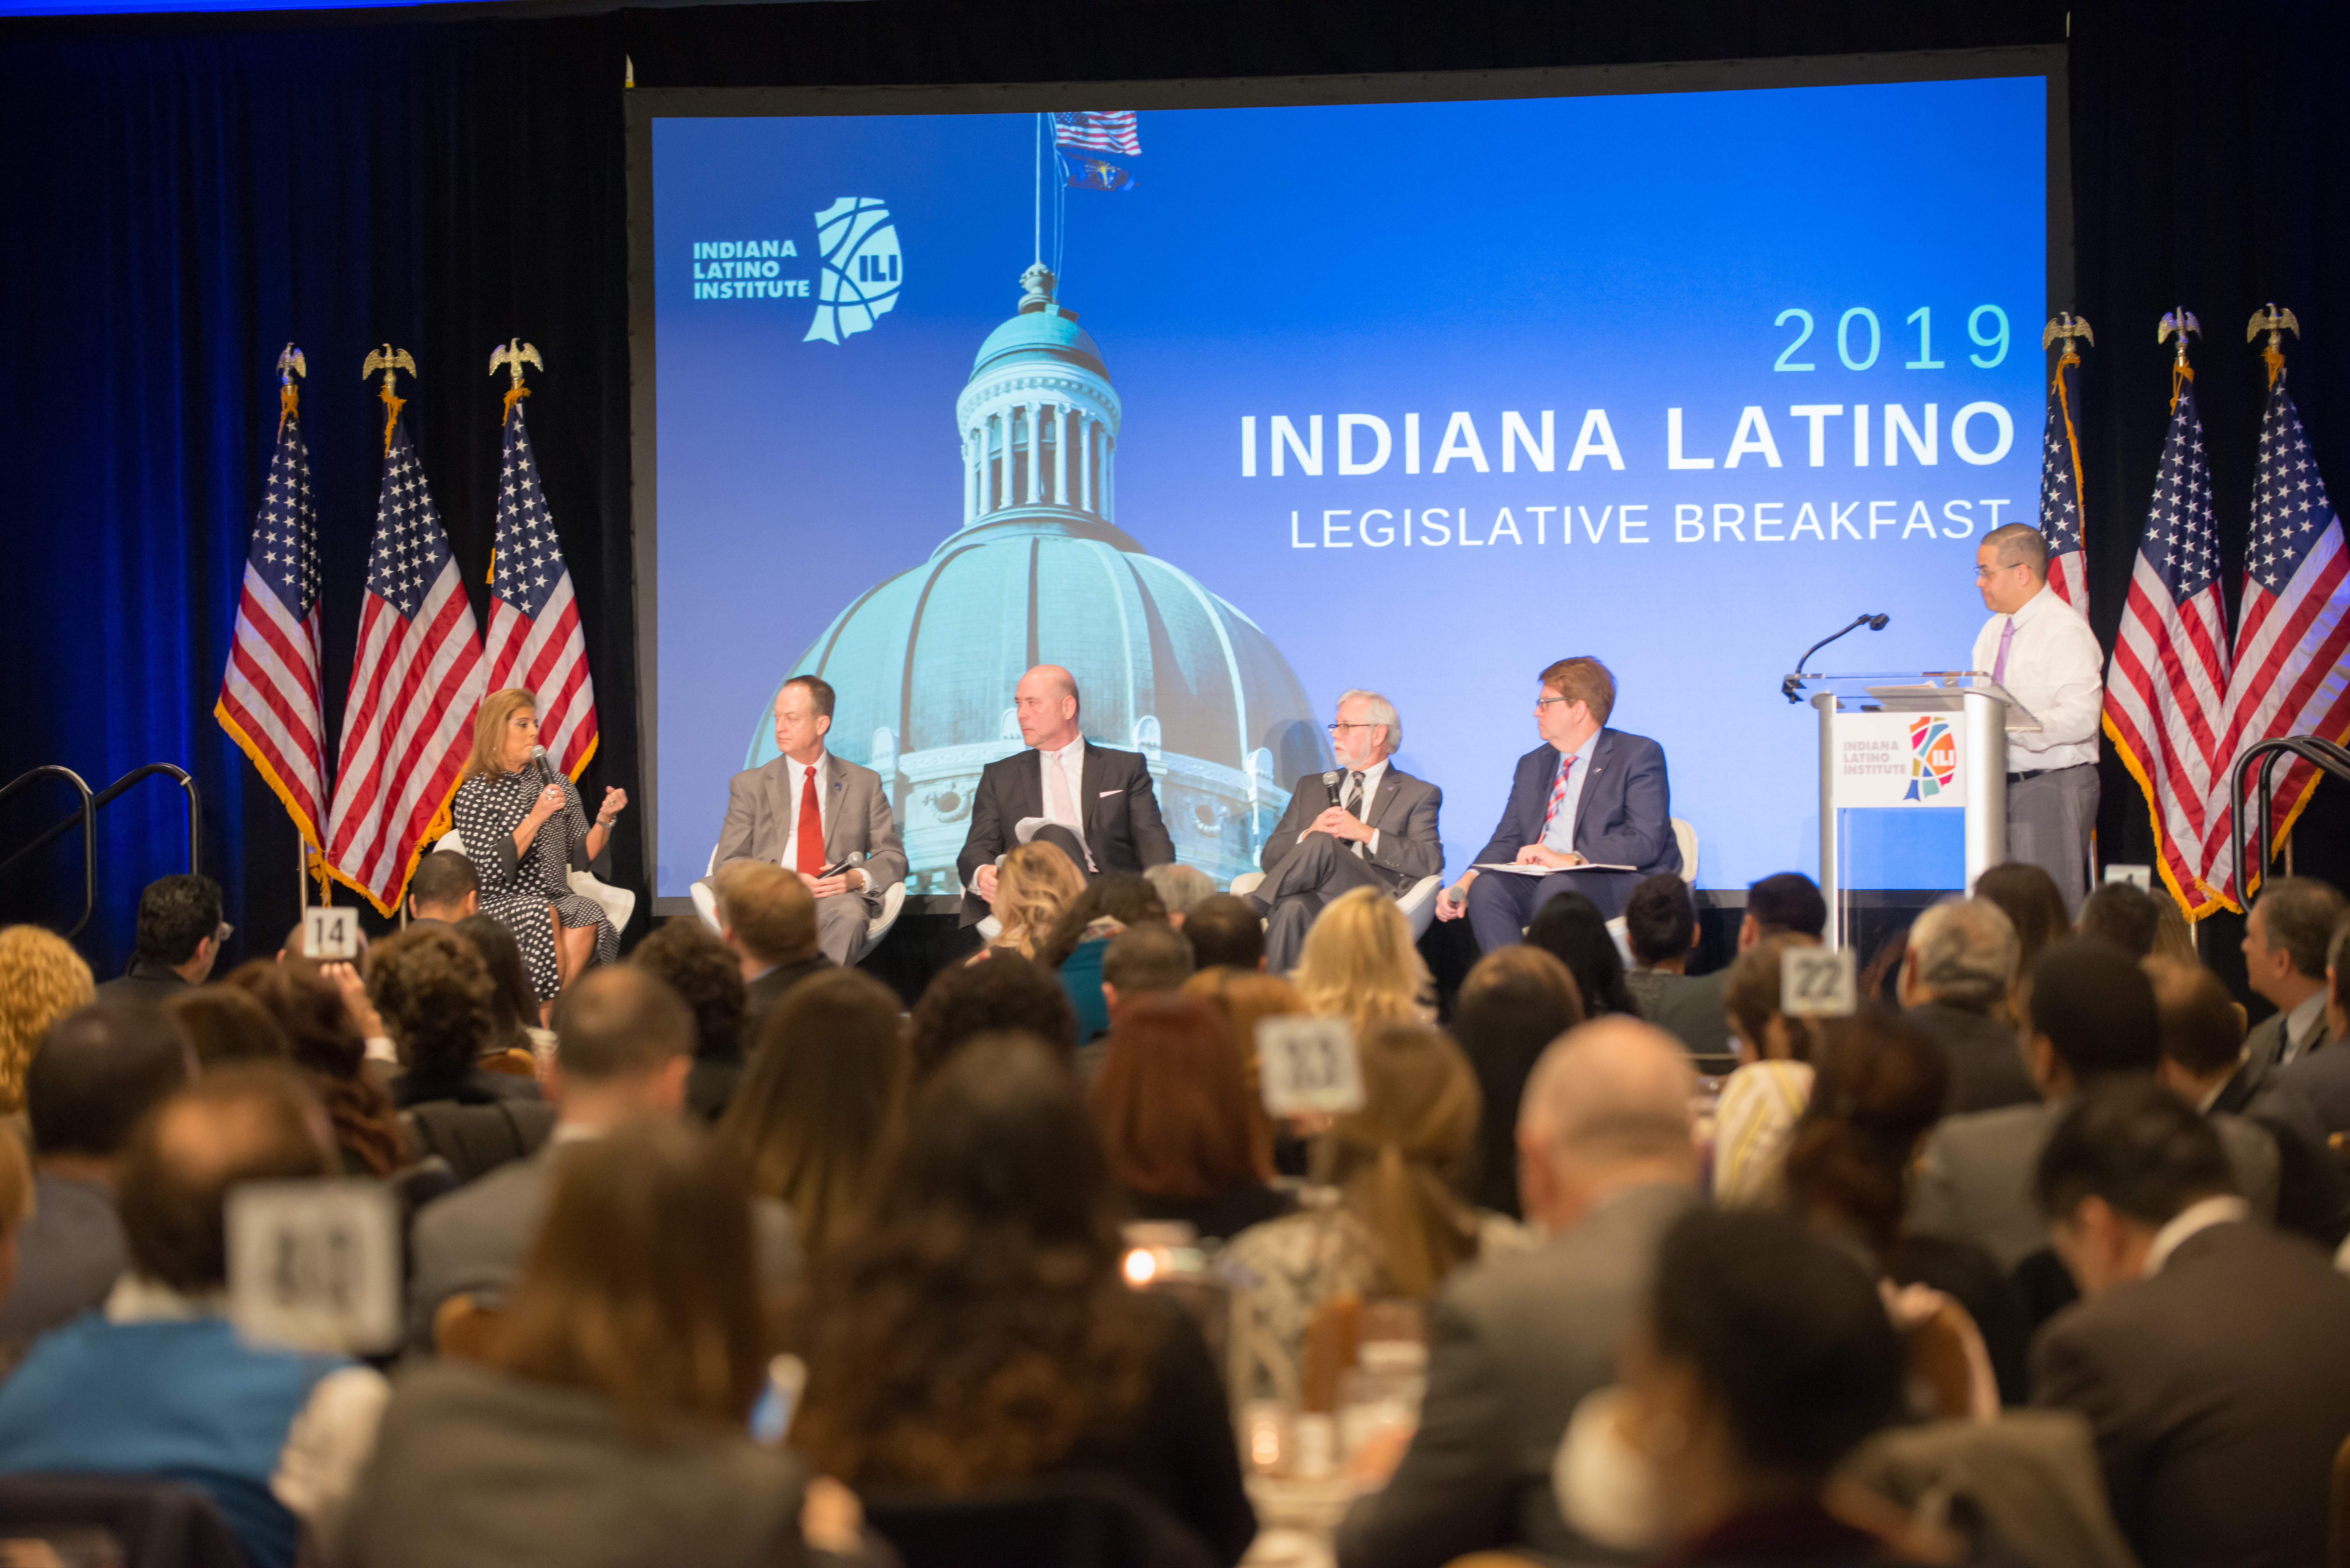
[817,849,865,881]
[1442,874,1476,909]
[1780,613,1892,703]
[1321,770,1341,807]
[529,744,556,786]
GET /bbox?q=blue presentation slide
[646,75,2047,901]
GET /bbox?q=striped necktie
[1541,756,1575,843]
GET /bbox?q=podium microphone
[1780,614,1891,703]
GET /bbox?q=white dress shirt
[1541,730,1602,854]
[778,751,833,871]
[2143,1195,2250,1275]
[1300,757,1387,857]
[1971,584,2104,772]
[1040,737,1093,868]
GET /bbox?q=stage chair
[436,828,636,937]
[1226,870,1443,941]
[691,847,904,963]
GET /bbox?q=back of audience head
[2076,880,2163,958]
[1100,921,1194,1018]
[1899,898,2017,1016]
[2145,956,2246,1102]
[1973,861,2069,974]
[223,958,404,1176]
[1452,947,1583,1217]
[1092,994,1263,1204]
[1721,933,1824,1064]
[1178,966,1300,1169]
[1293,886,1431,1035]
[550,965,694,1113]
[908,952,1078,1078]
[629,917,748,1061]
[2028,939,2160,1094]
[2245,875,2346,1008]
[1741,872,1827,948]
[1516,1017,1695,1232]
[1624,874,1698,972]
[1181,893,1267,972]
[1782,1010,1950,1256]
[1461,944,1583,1023]
[710,861,818,973]
[1037,876,1167,969]
[2150,894,2198,966]
[27,1002,194,1168]
[117,1064,336,1295]
[164,983,292,1067]
[1320,1024,1483,1297]
[990,842,1087,957]
[718,968,909,1264]
[453,914,540,1048]
[406,850,480,923]
[1527,891,1638,1016]
[2034,1075,2236,1297]
[0,925,97,1112]
[0,1128,28,1302]
[1143,862,1215,923]
[495,1118,767,1436]
[130,873,226,982]
[2331,910,2350,1042]
[368,925,496,1087]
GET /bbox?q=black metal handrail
[2230,735,2350,902]
[0,765,95,938]
[0,763,200,884]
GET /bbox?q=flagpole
[1034,112,1043,265]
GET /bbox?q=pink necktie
[1992,617,2017,685]
[1045,750,1077,827]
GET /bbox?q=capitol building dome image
[743,263,1331,895]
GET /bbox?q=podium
[1783,672,2041,950]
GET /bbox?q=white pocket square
[1099,789,1120,797]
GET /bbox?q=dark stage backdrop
[2,0,2346,987]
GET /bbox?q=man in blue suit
[1436,656,1680,950]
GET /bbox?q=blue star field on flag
[2140,381,2221,600]
[250,417,320,619]
[2248,383,2336,594]
[364,421,455,620]
[491,407,569,616]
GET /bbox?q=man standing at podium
[1973,523,2104,915]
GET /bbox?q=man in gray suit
[1337,1017,1698,1568]
[1899,898,2038,1114]
[2234,877,2346,1124]
[707,674,906,968]
[406,967,798,1350]
[1245,690,1442,974]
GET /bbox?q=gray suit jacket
[407,1135,801,1350]
[1335,1182,1698,1568]
[712,751,906,912]
[1258,766,1443,896]
[0,1174,126,1344]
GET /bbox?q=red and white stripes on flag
[2103,372,2233,915]
[482,401,598,776]
[323,412,488,915]
[2039,337,2090,612]
[1051,110,1140,157]
[215,398,327,849]
[2198,370,2350,906]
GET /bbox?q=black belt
[2007,765,2088,784]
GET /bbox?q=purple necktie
[1992,617,2016,685]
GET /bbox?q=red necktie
[796,765,825,876]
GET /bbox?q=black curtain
[2,0,2344,980]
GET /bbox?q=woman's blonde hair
[992,842,1088,958]
[1292,886,1431,1040]
[461,688,537,783]
[1181,968,1303,1173]
[1320,1024,1484,1299]
[0,926,95,1113]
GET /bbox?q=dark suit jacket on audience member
[2033,1220,2350,1568]
[2269,1038,2350,1135]
[92,959,190,1006]
[1904,1001,2039,1114]
[742,954,833,1041]
[955,742,1175,925]
[1336,1183,1698,1568]
[1628,969,1733,1065]
[390,1068,543,1112]
[0,1175,126,1345]
[1257,767,1443,895]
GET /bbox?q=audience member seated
[1183,893,1268,973]
[0,925,96,1112]
[907,951,1079,1079]
[2147,955,2350,1249]
[1526,890,1638,1017]
[0,1065,389,1568]
[1226,1023,1518,1394]
[1669,872,1830,1062]
[164,982,293,1065]
[1898,898,2037,1113]
[406,966,799,1349]
[1100,921,1195,1023]
[793,1032,1256,1566]
[1448,946,1582,1219]
[0,1002,192,1349]
[2149,894,2199,965]
[2075,880,2161,958]
[1621,873,1718,1057]
[710,861,834,1039]
[630,917,752,1123]
[1145,862,1216,925]
[718,968,909,1268]
[1091,994,1291,1242]
[1292,886,1432,1045]
[345,1119,841,1568]
[1180,967,1303,1176]
[2031,1078,2350,1568]
[93,874,224,1004]
[1912,940,2278,1273]
[1555,1207,1903,1565]
[452,913,556,1066]
[225,960,407,1177]
[368,927,541,1110]
[404,849,480,924]
[983,841,1087,960]
[1334,1017,1698,1568]
[2244,876,2348,1126]
[1782,1010,2030,1404]
[1713,933,1824,1207]
[0,1127,27,1324]
[1039,877,1169,1044]
[1972,862,2070,994]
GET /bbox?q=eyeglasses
[1534,696,1572,711]
[1326,721,1378,733]
[1974,563,2022,579]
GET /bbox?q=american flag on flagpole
[2038,320,2092,611]
[2199,331,2350,907]
[1052,110,1140,157]
[482,398,598,778]
[323,376,488,915]
[215,355,327,853]
[2103,332,2233,916]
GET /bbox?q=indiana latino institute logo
[1904,715,1959,802]
[805,197,902,345]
